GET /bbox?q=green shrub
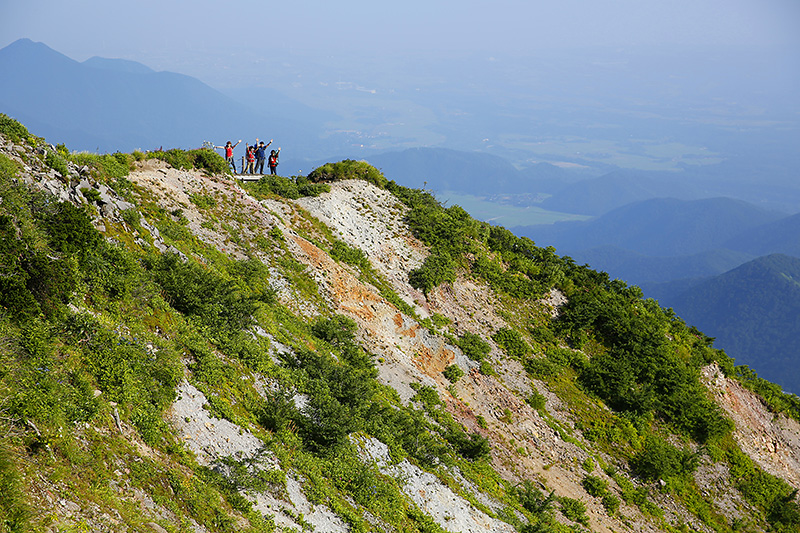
[148,148,228,175]
[456,332,491,362]
[526,390,547,411]
[443,364,464,383]
[582,475,608,497]
[631,434,697,481]
[444,429,490,461]
[330,240,370,271]
[149,252,258,335]
[45,149,69,177]
[602,493,620,515]
[736,365,800,422]
[516,480,556,517]
[295,175,330,196]
[559,497,589,525]
[492,327,529,358]
[308,159,387,188]
[0,114,32,143]
[40,201,103,256]
[80,187,102,204]
[408,252,456,295]
[70,152,133,181]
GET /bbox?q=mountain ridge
[1,117,799,532]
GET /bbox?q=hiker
[245,145,256,174]
[268,148,281,175]
[254,138,272,174]
[214,140,241,173]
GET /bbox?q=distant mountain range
[514,196,786,257]
[0,39,329,157]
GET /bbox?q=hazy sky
[2,0,799,65]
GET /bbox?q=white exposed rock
[352,434,517,533]
[167,380,264,465]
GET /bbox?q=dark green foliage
[559,496,589,525]
[768,491,800,532]
[0,203,88,319]
[631,435,697,481]
[443,429,490,460]
[516,480,560,532]
[492,327,529,358]
[290,347,378,449]
[406,202,480,258]
[602,493,620,515]
[443,364,464,383]
[526,390,547,411]
[308,159,388,188]
[455,332,491,362]
[726,446,800,530]
[38,202,101,257]
[582,475,608,497]
[409,252,456,294]
[557,278,733,443]
[296,175,331,197]
[311,314,374,369]
[407,384,490,462]
[149,253,258,335]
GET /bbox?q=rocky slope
[2,128,799,533]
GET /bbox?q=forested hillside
[1,114,799,533]
[666,254,800,395]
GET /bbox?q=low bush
[149,253,258,336]
[631,434,697,482]
[582,475,608,497]
[443,364,464,383]
[45,149,69,177]
[245,175,329,200]
[330,240,371,271]
[148,148,228,175]
[408,252,456,295]
[559,496,589,525]
[456,332,491,362]
[0,114,32,143]
[308,159,387,188]
[492,327,529,358]
[70,152,133,181]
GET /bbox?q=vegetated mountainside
[2,116,800,533]
[515,197,784,257]
[664,254,800,395]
